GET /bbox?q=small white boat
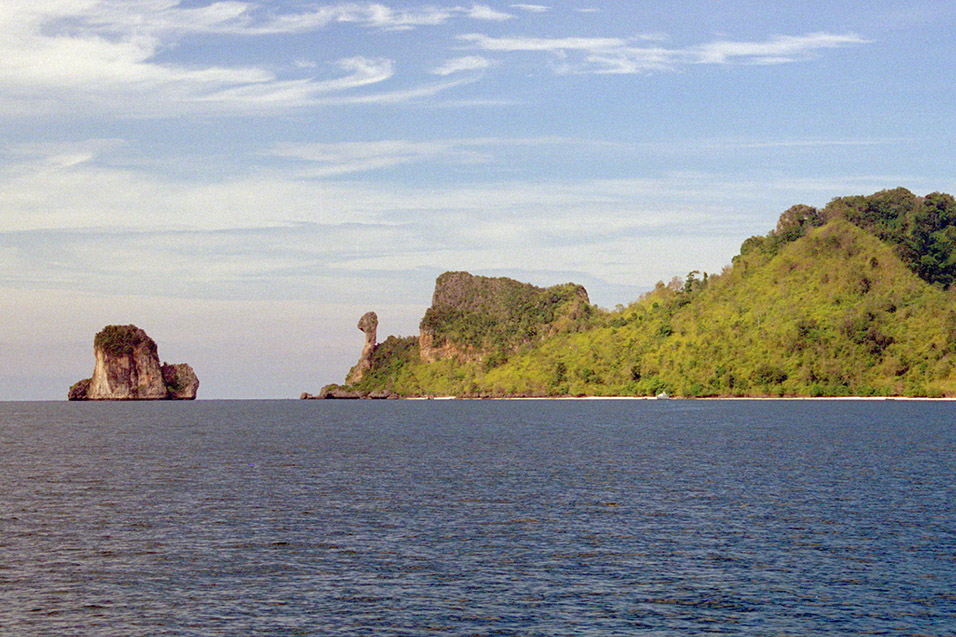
[655,392,670,400]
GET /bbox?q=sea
[1,399,954,636]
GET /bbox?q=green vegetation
[343,189,956,398]
[94,324,158,358]
[419,272,591,358]
[351,336,421,393]
[740,187,956,287]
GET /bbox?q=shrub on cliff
[93,325,158,358]
[419,272,592,358]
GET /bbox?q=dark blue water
[1,399,954,635]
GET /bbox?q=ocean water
[1,399,954,636]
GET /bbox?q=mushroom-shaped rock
[346,311,378,384]
[358,311,378,340]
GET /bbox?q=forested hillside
[335,188,956,398]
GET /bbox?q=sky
[2,0,956,400]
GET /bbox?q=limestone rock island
[68,325,199,400]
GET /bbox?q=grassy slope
[651,220,956,397]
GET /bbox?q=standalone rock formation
[69,325,199,400]
[345,311,378,384]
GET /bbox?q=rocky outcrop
[418,272,591,364]
[300,384,398,400]
[162,363,200,400]
[302,271,593,399]
[345,311,378,384]
[68,378,91,401]
[69,325,199,400]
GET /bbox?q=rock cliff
[69,325,199,400]
[418,271,591,363]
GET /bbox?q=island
[69,324,199,400]
[304,188,956,399]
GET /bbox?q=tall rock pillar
[346,312,378,384]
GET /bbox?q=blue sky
[2,1,955,399]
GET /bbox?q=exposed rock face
[85,325,168,400]
[418,271,591,364]
[345,311,378,384]
[69,325,199,400]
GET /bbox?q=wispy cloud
[432,55,495,76]
[7,162,912,299]
[266,136,628,177]
[510,4,551,13]
[39,2,514,36]
[262,134,898,180]
[5,139,127,168]
[267,140,457,177]
[459,33,626,52]
[196,57,395,106]
[693,32,871,64]
[242,3,515,32]
[461,30,870,73]
[313,75,476,105]
[0,2,509,116]
[462,4,514,21]
[0,2,874,117]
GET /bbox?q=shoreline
[394,394,956,402]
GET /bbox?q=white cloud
[431,55,494,75]
[0,2,502,116]
[458,33,625,51]
[329,4,454,31]
[267,140,454,176]
[461,30,870,74]
[10,2,510,37]
[0,3,874,117]
[511,4,551,13]
[692,32,870,64]
[313,75,475,105]
[265,136,625,176]
[0,5,386,114]
[65,2,456,35]
[197,57,394,106]
[461,4,514,21]
[585,47,679,74]
[6,139,127,166]
[1,137,914,237]
[1,168,760,295]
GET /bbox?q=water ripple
[1,399,955,635]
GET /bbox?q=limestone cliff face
[86,326,168,400]
[345,311,378,384]
[417,332,483,364]
[418,271,591,363]
[69,325,198,400]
